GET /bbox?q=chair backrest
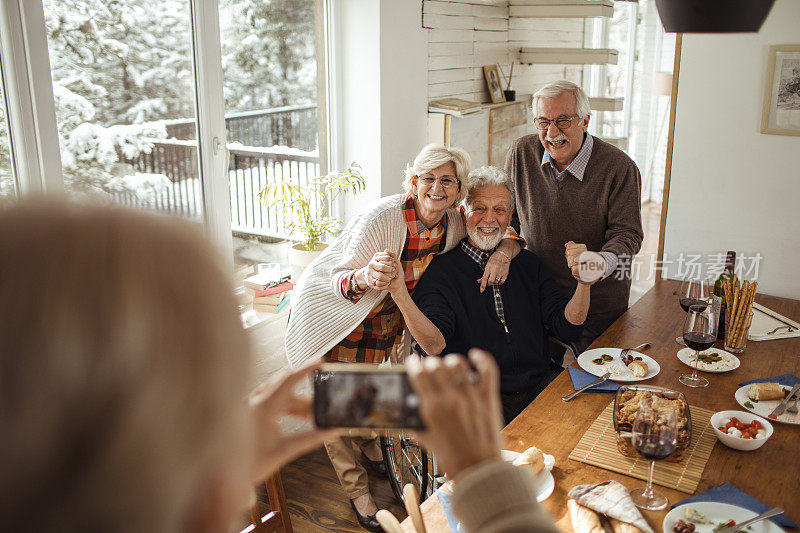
[242,472,293,533]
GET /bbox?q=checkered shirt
[330,195,448,363]
[541,132,594,182]
[460,239,509,334]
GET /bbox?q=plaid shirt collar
[460,238,496,267]
[541,133,593,182]
[403,194,447,235]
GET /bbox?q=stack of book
[244,269,293,313]
[428,98,482,116]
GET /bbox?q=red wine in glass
[629,397,678,510]
[679,304,716,388]
[676,279,711,345]
[679,299,709,313]
[683,331,715,351]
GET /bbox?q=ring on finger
[453,372,479,386]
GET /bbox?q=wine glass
[679,303,717,388]
[675,278,711,345]
[629,396,678,510]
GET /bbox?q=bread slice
[627,360,648,378]
[512,446,545,475]
[747,382,785,401]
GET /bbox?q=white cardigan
[285,194,466,368]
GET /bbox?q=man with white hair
[505,80,643,359]
[385,166,595,423]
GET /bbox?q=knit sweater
[284,194,467,368]
[504,134,643,314]
[412,246,581,393]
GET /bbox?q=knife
[563,372,612,401]
[769,383,800,418]
[714,507,783,533]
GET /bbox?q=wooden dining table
[403,279,800,532]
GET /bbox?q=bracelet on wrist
[495,249,511,262]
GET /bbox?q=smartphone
[313,363,424,429]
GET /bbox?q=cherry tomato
[751,420,763,429]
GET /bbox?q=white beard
[467,225,504,251]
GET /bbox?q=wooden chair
[245,471,293,533]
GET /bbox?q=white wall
[663,0,800,298]
[337,0,428,213]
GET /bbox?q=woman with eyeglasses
[285,143,522,530]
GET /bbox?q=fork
[619,342,650,360]
[787,390,800,415]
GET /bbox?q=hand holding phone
[313,363,424,429]
[406,350,503,479]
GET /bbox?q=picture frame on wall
[483,65,506,104]
[761,44,800,136]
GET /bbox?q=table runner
[568,401,717,494]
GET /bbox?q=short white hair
[533,80,591,120]
[403,144,471,205]
[463,165,515,209]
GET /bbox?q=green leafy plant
[258,163,365,251]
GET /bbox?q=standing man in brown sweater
[504,80,643,360]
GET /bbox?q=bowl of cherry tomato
[710,410,773,451]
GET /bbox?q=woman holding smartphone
[286,144,522,530]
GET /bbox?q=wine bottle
[714,251,736,336]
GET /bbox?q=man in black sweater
[386,166,597,423]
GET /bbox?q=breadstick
[735,281,758,347]
[733,281,754,347]
[730,279,740,329]
[730,280,750,345]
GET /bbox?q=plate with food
[577,348,660,382]
[664,502,784,533]
[677,348,740,373]
[502,447,555,502]
[734,383,800,425]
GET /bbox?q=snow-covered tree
[221,0,317,111]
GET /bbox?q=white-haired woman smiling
[285,144,523,530]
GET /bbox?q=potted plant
[258,163,365,267]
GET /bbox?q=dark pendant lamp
[654,0,776,33]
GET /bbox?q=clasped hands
[355,250,405,293]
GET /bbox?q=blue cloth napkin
[567,366,620,393]
[739,374,800,388]
[672,483,797,528]
[437,486,461,532]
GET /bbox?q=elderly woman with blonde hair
[285,143,523,530]
[0,202,333,533]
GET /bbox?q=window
[219,0,327,273]
[0,59,16,203]
[42,0,203,218]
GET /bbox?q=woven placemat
[568,401,717,494]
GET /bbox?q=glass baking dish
[613,384,692,462]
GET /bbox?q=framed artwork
[761,44,800,136]
[483,65,505,104]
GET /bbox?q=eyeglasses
[533,114,580,131]
[419,175,460,189]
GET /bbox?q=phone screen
[313,367,424,429]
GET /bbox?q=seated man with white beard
[386,166,595,423]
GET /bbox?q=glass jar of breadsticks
[722,278,758,353]
[613,385,692,462]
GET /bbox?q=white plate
[577,348,660,382]
[735,384,800,425]
[664,502,784,533]
[677,348,740,373]
[501,449,555,502]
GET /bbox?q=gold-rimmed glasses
[533,114,580,131]
[418,175,460,189]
